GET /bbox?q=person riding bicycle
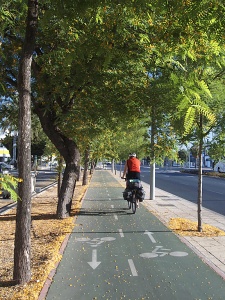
[122,153,141,182]
[122,153,144,206]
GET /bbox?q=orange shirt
[127,157,140,172]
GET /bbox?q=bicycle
[122,178,142,214]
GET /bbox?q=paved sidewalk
[113,169,225,280]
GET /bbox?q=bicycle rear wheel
[127,200,131,209]
[131,201,136,214]
[131,194,136,214]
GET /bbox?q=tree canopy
[0,0,225,213]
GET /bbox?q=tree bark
[82,147,90,185]
[13,0,38,284]
[57,156,63,198]
[57,162,77,218]
[197,113,203,232]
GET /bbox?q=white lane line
[111,205,118,220]
[114,214,118,220]
[208,190,224,195]
[119,229,124,237]
[128,259,138,276]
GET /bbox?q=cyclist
[122,153,145,208]
[122,153,142,207]
[122,153,141,181]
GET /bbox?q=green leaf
[184,106,195,135]
[0,175,21,201]
[197,80,212,98]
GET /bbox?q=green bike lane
[45,170,225,300]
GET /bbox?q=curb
[38,234,70,300]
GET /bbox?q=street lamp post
[12,131,18,167]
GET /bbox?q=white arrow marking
[144,231,156,243]
[128,259,138,276]
[88,249,101,269]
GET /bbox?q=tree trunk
[57,156,63,198]
[13,0,38,284]
[197,114,203,232]
[57,161,78,217]
[82,147,90,185]
[34,105,80,218]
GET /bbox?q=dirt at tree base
[0,180,89,300]
[168,217,225,237]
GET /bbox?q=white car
[96,162,103,169]
[214,161,225,173]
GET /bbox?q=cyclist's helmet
[129,153,136,157]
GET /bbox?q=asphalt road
[34,169,57,190]
[140,166,225,216]
[46,170,225,300]
[0,169,57,213]
[9,168,57,191]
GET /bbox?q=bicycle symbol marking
[75,236,116,247]
[140,246,188,258]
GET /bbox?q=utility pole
[12,131,17,164]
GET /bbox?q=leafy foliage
[0,174,22,201]
[1,0,225,164]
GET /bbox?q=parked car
[0,162,13,171]
[214,161,225,173]
[96,162,103,169]
[0,163,10,174]
[0,164,11,198]
[1,189,10,199]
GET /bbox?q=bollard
[31,173,36,193]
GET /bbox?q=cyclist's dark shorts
[127,171,140,180]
